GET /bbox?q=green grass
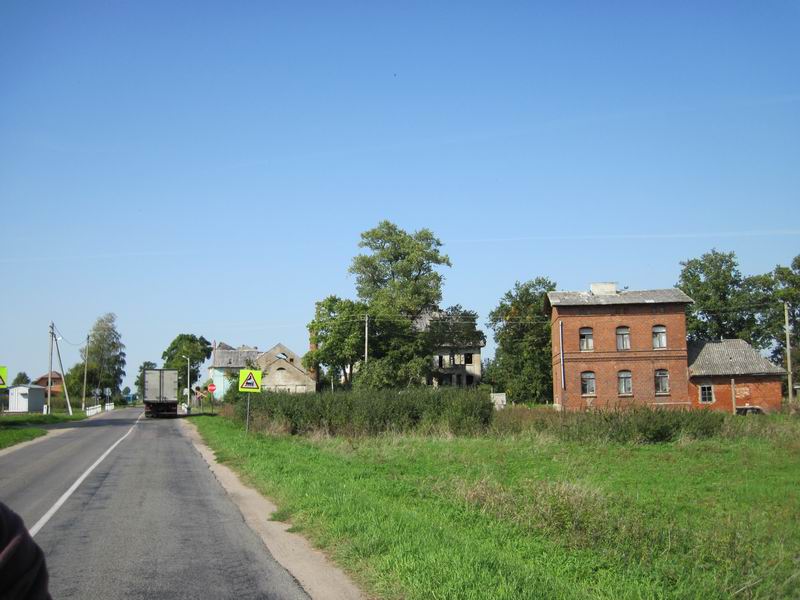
[0,411,87,426]
[193,414,800,600]
[0,427,47,449]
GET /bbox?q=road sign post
[238,369,262,434]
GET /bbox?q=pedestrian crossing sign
[238,369,262,393]
[0,366,6,388]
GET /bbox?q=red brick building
[545,283,785,412]
[687,339,785,413]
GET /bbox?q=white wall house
[9,384,46,413]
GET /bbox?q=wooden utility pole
[786,302,794,405]
[82,335,89,412]
[53,332,73,415]
[47,322,54,414]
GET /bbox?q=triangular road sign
[0,366,6,389]
[0,374,5,387]
[241,372,258,389]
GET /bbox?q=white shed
[9,384,47,413]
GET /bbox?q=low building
[208,341,317,398]
[688,339,786,413]
[256,344,317,393]
[8,384,46,413]
[32,371,64,395]
[546,283,694,410]
[415,309,486,387]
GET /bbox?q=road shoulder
[179,418,364,600]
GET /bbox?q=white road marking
[29,412,143,538]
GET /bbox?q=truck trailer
[143,369,179,417]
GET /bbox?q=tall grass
[229,388,494,436]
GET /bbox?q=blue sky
[1,1,798,388]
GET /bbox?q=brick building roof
[687,339,785,377]
[547,288,693,307]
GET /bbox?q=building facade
[546,283,694,411]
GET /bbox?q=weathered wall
[688,375,783,413]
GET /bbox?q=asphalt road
[0,408,309,599]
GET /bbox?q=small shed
[8,384,47,413]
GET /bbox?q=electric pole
[364,314,369,364]
[786,302,794,405]
[82,334,89,412]
[47,322,54,414]
[53,331,73,415]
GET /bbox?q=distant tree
[486,277,556,403]
[84,313,127,392]
[677,250,771,348]
[135,361,157,398]
[122,386,131,396]
[162,334,212,391]
[64,361,100,399]
[428,305,486,350]
[304,296,367,386]
[762,255,800,386]
[12,372,30,385]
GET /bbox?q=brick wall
[551,303,690,411]
[688,375,783,413]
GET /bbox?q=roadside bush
[230,387,493,436]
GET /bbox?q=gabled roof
[688,339,785,377]
[547,288,693,307]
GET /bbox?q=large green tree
[64,361,100,399]
[83,313,127,392]
[677,250,770,348]
[763,255,800,386]
[344,221,453,388]
[162,334,212,391]
[485,277,556,403]
[135,361,157,397]
[304,296,367,386]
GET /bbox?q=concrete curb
[179,418,365,600]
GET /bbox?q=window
[699,384,714,404]
[652,325,667,349]
[438,355,443,368]
[655,369,670,394]
[580,371,596,396]
[464,353,473,365]
[616,326,631,350]
[579,327,594,351]
[466,375,474,386]
[455,374,462,386]
[618,370,632,395]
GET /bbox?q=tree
[349,220,451,320]
[677,250,770,348]
[428,305,486,350]
[135,361,157,398]
[122,386,131,396]
[763,255,800,387]
[161,334,212,391]
[63,361,100,399]
[486,277,556,403]
[12,372,30,385]
[304,296,367,386]
[84,313,127,392]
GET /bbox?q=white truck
[143,369,179,417]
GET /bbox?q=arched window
[618,370,632,395]
[580,371,596,396]
[616,326,631,350]
[579,327,594,351]
[655,369,670,394]
[652,325,667,349]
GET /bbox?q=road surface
[0,407,309,599]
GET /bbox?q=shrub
[229,387,493,437]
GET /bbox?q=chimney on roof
[590,282,618,295]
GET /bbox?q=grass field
[194,412,800,599]
[0,411,87,450]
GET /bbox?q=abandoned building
[545,282,785,413]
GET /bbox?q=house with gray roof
[688,339,785,413]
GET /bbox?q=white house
[9,384,46,413]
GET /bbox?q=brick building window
[655,369,670,394]
[579,327,594,351]
[580,371,596,396]
[699,384,714,404]
[618,370,632,395]
[652,325,667,349]
[616,326,631,350]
